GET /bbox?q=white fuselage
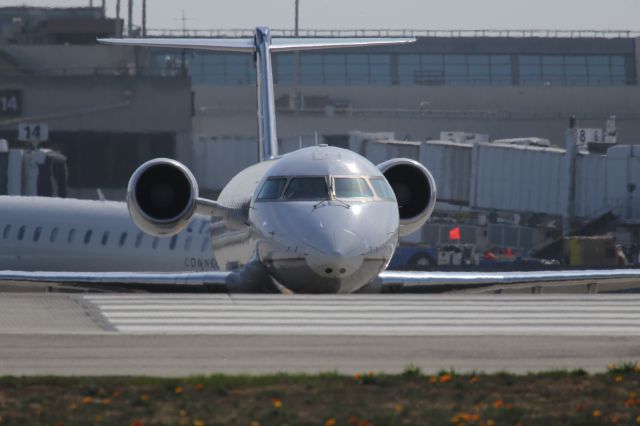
[0,196,215,272]
[212,145,400,293]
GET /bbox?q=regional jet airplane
[0,196,216,272]
[2,27,640,293]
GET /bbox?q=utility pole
[293,0,301,110]
[116,0,122,36]
[128,0,133,36]
[142,0,147,37]
[101,0,106,17]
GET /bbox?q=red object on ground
[449,227,461,240]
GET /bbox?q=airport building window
[3,225,10,240]
[135,232,144,248]
[257,178,288,200]
[33,226,42,242]
[398,54,513,86]
[67,229,75,244]
[518,54,628,86]
[50,227,58,243]
[84,230,92,245]
[299,53,392,86]
[17,225,25,241]
[101,231,109,246]
[119,232,127,247]
[169,235,178,250]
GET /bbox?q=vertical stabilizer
[98,29,414,163]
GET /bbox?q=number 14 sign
[18,122,49,143]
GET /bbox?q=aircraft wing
[378,269,640,293]
[0,270,232,293]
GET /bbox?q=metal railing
[146,28,640,39]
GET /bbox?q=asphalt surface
[0,293,639,376]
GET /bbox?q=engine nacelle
[126,158,199,237]
[377,158,437,237]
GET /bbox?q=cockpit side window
[283,177,328,200]
[369,177,396,200]
[257,178,288,200]
[333,177,373,198]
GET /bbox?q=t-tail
[99,27,414,162]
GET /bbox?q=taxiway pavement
[0,293,639,376]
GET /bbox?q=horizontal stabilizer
[98,37,255,52]
[270,37,415,51]
[98,37,415,53]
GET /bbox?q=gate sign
[0,90,22,117]
[18,122,49,143]
[576,128,604,145]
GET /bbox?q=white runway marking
[81,294,640,336]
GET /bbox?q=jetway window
[50,227,58,243]
[17,226,25,241]
[101,231,109,246]
[283,177,328,200]
[333,178,373,198]
[370,177,396,200]
[84,230,92,245]
[257,178,287,200]
[119,232,127,247]
[135,232,144,248]
[33,226,42,242]
[3,225,10,240]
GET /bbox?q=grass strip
[0,363,639,425]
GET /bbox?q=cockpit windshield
[257,178,287,200]
[283,177,329,200]
[369,177,396,200]
[333,177,373,198]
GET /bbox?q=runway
[0,293,639,376]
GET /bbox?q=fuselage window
[369,177,397,200]
[50,227,59,243]
[135,232,144,248]
[185,236,192,251]
[101,231,109,246]
[333,177,374,198]
[84,230,93,244]
[3,225,11,240]
[283,177,328,200]
[169,235,178,250]
[199,220,207,234]
[201,237,210,252]
[152,237,159,250]
[257,178,288,200]
[67,229,76,244]
[17,225,25,241]
[119,232,128,247]
[33,226,42,242]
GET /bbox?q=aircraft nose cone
[305,228,364,278]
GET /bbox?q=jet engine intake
[377,158,437,236]
[127,158,199,236]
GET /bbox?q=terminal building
[1,6,639,259]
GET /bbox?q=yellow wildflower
[439,373,453,383]
[493,399,504,409]
[82,396,93,405]
[470,375,479,384]
[593,409,602,418]
[354,373,362,380]
[102,398,111,405]
[273,398,282,409]
[140,394,150,402]
[194,421,205,426]
[394,404,403,414]
[615,375,623,383]
[69,403,77,411]
[251,421,260,426]
[429,375,438,384]
[487,420,495,426]
[324,419,337,426]
[175,386,184,395]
